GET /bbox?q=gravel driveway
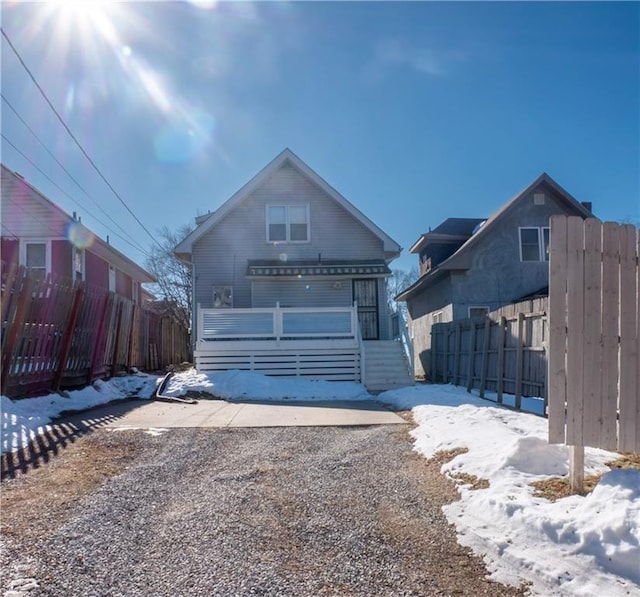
[1,424,523,596]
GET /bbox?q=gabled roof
[0,164,155,283]
[174,148,402,262]
[396,172,593,302]
[410,218,485,254]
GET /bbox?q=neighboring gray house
[396,173,593,379]
[174,148,412,390]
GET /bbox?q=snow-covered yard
[2,371,638,596]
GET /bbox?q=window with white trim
[432,311,443,324]
[519,227,549,262]
[21,241,50,280]
[109,265,116,292]
[73,248,84,282]
[266,205,309,243]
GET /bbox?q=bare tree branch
[387,266,418,316]
[144,223,193,330]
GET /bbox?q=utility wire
[1,93,148,254]
[2,133,153,259]
[1,26,162,250]
[1,222,19,239]
[0,93,149,252]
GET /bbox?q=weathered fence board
[1,269,191,398]
[430,301,548,408]
[548,216,639,452]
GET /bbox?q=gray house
[175,148,413,390]
[396,173,593,379]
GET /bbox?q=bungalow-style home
[396,172,593,379]
[174,148,412,391]
[0,164,155,301]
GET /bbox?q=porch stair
[363,340,414,393]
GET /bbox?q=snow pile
[162,369,371,401]
[378,384,640,596]
[1,374,159,454]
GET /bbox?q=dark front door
[353,279,379,340]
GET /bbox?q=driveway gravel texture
[1,423,524,597]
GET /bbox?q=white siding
[192,163,390,330]
[252,278,352,308]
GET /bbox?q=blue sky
[1,1,638,272]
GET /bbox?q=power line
[1,133,153,259]
[1,26,162,250]
[1,222,19,239]
[1,93,149,253]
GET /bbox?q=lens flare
[66,221,94,249]
[154,110,216,164]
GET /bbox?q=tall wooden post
[53,283,84,391]
[1,272,32,394]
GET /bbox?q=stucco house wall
[401,174,593,379]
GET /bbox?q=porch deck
[195,305,364,382]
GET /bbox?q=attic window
[519,227,550,262]
[533,193,546,205]
[266,205,309,243]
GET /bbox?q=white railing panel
[199,306,362,343]
[282,310,353,336]
[202,309,274,339]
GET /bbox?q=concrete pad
[59,398,405,430]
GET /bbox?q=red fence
[1,265,191,399]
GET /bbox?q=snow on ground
[1,373,159,454]
[2,371,638,596]
[378,384,640,597]
[162,368,371,401]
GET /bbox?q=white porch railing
[391,309,415,380]
[198,303,358,342]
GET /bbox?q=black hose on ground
[153,371,198,404]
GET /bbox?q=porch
[194,304,414,390]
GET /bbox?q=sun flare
[43,0,120,45]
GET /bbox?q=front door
[353,279,379,340]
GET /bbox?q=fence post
[515,312,525,409]
[466,321,476,392]
[479,317,491,398]
[569,445,585,493]
[53,283,85,391]
[453,323,461,385]
[430,327,437,382]
[88,293,112,383]
[496,316,506,404]
[0,272,32,394]
[442,325,450,383]
[111,300,124,375]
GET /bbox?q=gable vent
[533,193,546,205]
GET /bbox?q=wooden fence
[430,297,548,409]
[1,266,191,399]
[548,216,639,453]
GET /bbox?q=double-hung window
[267,205,309,243]
[21,241,50,280]
[519,227,549,262]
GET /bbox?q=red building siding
[85,250,109,291]
[52,240,72,279]
[1,239,19,278]
[116,269,133,299]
